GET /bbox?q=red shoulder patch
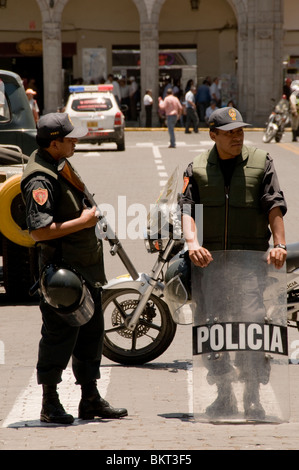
[32,188,48,206]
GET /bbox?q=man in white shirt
[143,89,153,127]
[185,86,199,134]
[106,74,121,106]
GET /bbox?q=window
[71,97,112,112]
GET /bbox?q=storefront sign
[16,38,42,56]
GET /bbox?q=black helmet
[40,264,94,326]
[164,251,192,324]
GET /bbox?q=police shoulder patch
[32,187,48,205]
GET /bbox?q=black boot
[292,130,297,142]
[40,385,74,424]
[243,380,265,420]
[205,380,238,418]
[78,381,128,420]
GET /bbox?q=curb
[124,127,289,132]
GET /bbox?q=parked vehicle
[64,84,126,151]
[0,145,37,300]
[0,71,38,300]
[0,70,37,155]
[263,96,290,143]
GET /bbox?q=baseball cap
[36,113,87,140]
[208,107,251,131]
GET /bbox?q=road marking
[2,367,111,428]
[187,363,193,415]
[278,142,299,156]
[151,145,169,187]
[136,142,154,147]
[152,145,162,161]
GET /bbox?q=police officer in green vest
[180,107,287,419]
[21,113,127,424]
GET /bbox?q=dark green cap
[209,107,251,131]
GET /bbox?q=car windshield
[71,97,112,112]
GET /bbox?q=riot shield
[163,273,192,325]
[192,251,289,423]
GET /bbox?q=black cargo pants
[36,286,104,386]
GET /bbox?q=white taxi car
[64,84,126,151]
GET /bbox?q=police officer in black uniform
[21,113,127,424]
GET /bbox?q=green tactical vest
[21,149,106,287]
[192,145,270,251]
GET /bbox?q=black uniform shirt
[21,151,61,232]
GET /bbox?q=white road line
[152,145,162,161]
[2,367,111,428]
[151,145,169,187]
[187,363,193,416]
[136,142,154,147]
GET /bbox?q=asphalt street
[1,128,299,454]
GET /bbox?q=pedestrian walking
[158,88,182,148]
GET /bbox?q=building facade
[0,0,297,126]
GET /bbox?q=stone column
[42,21,63,114]
[238,0,283,126]
[135,0,165,127]
[36,0,67,114]
[140,24,160,127]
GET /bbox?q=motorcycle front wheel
[102,288,177,365]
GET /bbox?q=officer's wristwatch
[274,243,287,251]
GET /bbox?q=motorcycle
[100,168,299,365]
[285,243,299,329]
[101,167,184,365]
[262,96,290,143]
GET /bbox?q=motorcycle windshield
[192,250,289,423]
[146,165,182,242]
